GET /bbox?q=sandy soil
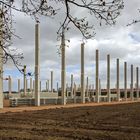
[0,101,140,140]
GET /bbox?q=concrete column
[8,76,12,96]
[74,83,77,103]
[47,80,49,92]
[116,58,120,101]
[46,81,48,92]
[96,50,99,103]
[89,85,91,90]
[40,81,41,92]
[51,71,53,92]
[71,74,73,98]
[33,80,35,97]
[33,80,35,93]
[92,84,94,90]
[61,29,66,105]
[136,67,139,99]
[86,77,89,97]
[66,83,68,88]
[81,43,85,103]
[66,83,68,97]
[35,23,40,106]
[26,79,28,92]
[0,54,3,108]
[124,62,127,100]
[23,65,26,96]
[107,54,111,102]
[0,10,3,108]
[18,79,20,94]
[30,78,32,93]
[130,64,133,100]
[99,79,101,97]
[57,82,59,92]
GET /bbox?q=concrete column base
[61,97,66,105]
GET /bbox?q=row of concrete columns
[61,39,140,104]
[6,75,55,94]
[1,23,140,108]
[106,56,139,102]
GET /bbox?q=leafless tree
[127,9,140,26]
[0,0,124,74]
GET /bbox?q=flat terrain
[0,102,140,140]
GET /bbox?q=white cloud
[3,0,140,91]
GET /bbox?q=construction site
[0,24,139,107]
[1,24,140,140]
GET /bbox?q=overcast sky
[3,0,140,91]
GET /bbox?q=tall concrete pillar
[26,79,28,92]
[86,77,89,97]
[124,62,127,100]
[18,79,20,94]
[92,84,94,90]
[57,82,59,92]
[66,83,68,88]
[0,10,3,108]
[33,80,35,93]
[51,71,53,92]
[66,83,68,97]
[40,81,41,92]
[107,54,111,102]
[99,79,101,97]
[61,29,66,105]
[23,65,26,96]
[30,78,32,93]
[8,76,12,96]
[47,80,49,92]
[89,85,91,90]
[35,23,40,106]
[81,43,85,103]
[130,64,133,100]
[33,80,35,97]
[74,83,77,103]
[136,67,139,99]
[96,50,99,103]
[0,51,3,108]
[46,81,48,92]
[71,74,73,98]
[116,58,120,101]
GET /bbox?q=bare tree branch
[0,0,124,74]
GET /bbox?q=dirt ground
[0,101,140,140]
